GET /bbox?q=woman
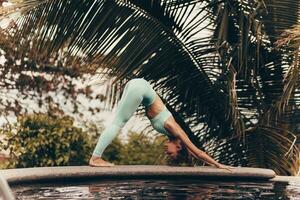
[89,78,232,171]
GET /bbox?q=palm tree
[1,0,300,175]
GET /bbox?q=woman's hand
[216,163,234,172]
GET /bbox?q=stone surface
[271,176,300,183]
[0,165,276,184]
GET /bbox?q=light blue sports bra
[149,106,172,137]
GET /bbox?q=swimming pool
[2,165,298,200]
[11,179,300,200]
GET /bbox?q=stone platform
[0,165,276,185]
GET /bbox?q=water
[12,179,300,200]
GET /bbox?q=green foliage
[85,124,167,165]
[0,114,168,168]
[101,136,124,164]
[0,114,92,168]
[0,161,8,169]
[117,131,166,165]
[88,129,167,165]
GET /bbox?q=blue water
[12,179,300,199]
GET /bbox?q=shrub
[118,131,167,165]
[0,114,92,168]
[0,114,172,168]
[101,136,124,164]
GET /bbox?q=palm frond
[213,125,299,175]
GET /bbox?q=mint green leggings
[93,78,172,157]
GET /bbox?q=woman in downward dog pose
[89,78,232,171]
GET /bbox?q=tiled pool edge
[0,165,277,184]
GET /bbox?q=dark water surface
[12,179,300,200]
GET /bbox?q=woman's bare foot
[89,155,115,167]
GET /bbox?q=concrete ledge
[271,176,300,183]
[0,165,276,184]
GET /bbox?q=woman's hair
[166,139,193,166]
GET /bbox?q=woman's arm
[165,117,227,168]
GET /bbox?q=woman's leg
[92,80,144,158]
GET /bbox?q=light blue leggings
[93,78,172,157]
